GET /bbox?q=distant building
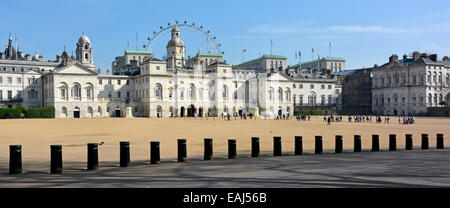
[289,57,346,75]
[235,54,287,73]
[186,52,223,69]
[341,68,373,115]
[112,50,153,75]
[372,52,450,116]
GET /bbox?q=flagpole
[329,42,331,57]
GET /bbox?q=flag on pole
[329,42,331,48]
[312,48,314,53]
[299,51,301,58]
[243,49,247,53]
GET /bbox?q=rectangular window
[8,77,12,84]
[0,90,2,100]
[321,85,325,89]
[0,77,2,83]
[108,79,112,85]
[117,91,121,98]
[17,77,21,84]
[126,80,130,85]
[118,80,121,85]
[8,90,12,100]
[17,91,22,99]
[310,84,314,89]
[61,89,65,98]
[328,85,332,89]
[99,79,102,85]
[299,84,303,89]
[127,91,130,98]
[156,66,160,70]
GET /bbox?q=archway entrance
[187,105,196,117]
[115,106,121,117]
[180,106,185,117]
[73,107,80,118]
[393,109,398,116]
[156,106,162,118]
[198,107,203,117]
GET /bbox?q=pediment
[54,64,97,75]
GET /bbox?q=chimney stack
[413,51,421,61]
[389,54,398,63]
[429,54,438,62]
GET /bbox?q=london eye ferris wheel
[144,20,224,59]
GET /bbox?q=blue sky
[1,0,450,73]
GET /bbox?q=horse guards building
[1,23,448,118]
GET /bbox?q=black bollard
[273,136,282,156]
[228,139,237,159]
[251,137,260,157]
[354,135,362,152]
[405,134,413,150]
[335,135,343,153]
[150,141,160,164]
[437,134,444,149]
[204,138,213,160]
[372,135,380,152]
[178,139,187,162]
[9,145,22,174]
[315,136,323,154]
[389,134,397,151]
[295,136,303,155]
[87,143,99,170]
[50,145,63,174]
[120,141,130,167]
[421,134,429,150]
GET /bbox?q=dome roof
[166,38,184,48]
[32,54,40,61]
[78,32,90,44]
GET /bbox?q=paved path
[1,149,450,188]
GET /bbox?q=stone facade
[372,52,450,116]
[0,29,342,118]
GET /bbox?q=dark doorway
[198,107,203,117]
[180,107,185,117]
[73,107,80,118]
[187,105,196,117]
[394,109,398,116]
[115,110,121,117]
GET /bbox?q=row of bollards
[8,133,446,174]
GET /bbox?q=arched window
[85,53,89,60]
[168,87,173,99]
[180,88,185,99]
[73,84,80,99]
[269,88,274,101]
[278,88,283,101]
[189,84,195,100]
[222,85,228,100]
[61,107,67,117]
[155,84,162,100]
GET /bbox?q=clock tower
[166,22,186,68]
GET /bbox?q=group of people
[296,114,311,122]
[275,114,290,120]
[399,116,416,125]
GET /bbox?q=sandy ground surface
[0,116,449,172]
